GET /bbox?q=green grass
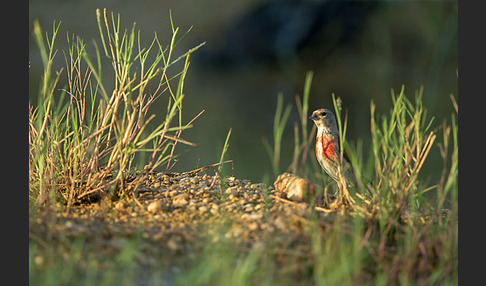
[258,73,457,285]
[171,75,458,286]
[29,9,457,286]
[29,9,204,206]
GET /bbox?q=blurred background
[29,0,458,183]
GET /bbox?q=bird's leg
[341,182,355,208]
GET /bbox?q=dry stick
[182,160,234,177]
[77,185,105,199]
[358,217,375,249]
[314,205,335,214]
[209,172,220,189]
[132,193,145,209]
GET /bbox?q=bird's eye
[321,111,327,116]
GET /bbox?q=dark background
[29,0,458,183]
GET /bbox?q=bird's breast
[316,134,338,161]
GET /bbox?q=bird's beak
[309,114,317,121]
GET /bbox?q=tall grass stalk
[29,9,204,206]
[291,71,316,176]
[264,71,319,179]
[218,128,232,173]
[329,93,360,207]
[263,93,292,176]
[369,86,437,217]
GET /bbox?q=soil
[29,170,341,282]
[29,170,455,284]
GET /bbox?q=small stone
[151,182,161,189]
[174,193,189,200]
[248,222,259,231]
[241,213,261,220]
[244,204,254,212]
[34,255,44,266]
[274,217,286,230]
[225,186,238,195]
[115,201,126,210]
[173,198,189,208]
[210,204,219,215]
[179,177,190,184]
[147,201,166,213]
[167,237,181,251]
[250,183,262,190]
[199,181,209,189]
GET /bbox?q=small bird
[309,108,357,188]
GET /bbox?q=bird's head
[309,108,338,133]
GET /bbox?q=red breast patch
[316,135,338,161]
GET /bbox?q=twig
[182,160,234,177]
[132,194,145,209]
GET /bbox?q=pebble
[34,255,44,266]
[174,199,189,208]
[65,220,74,228]
[153,214,167,220]
[241,213,261,220]
[115,201,127,210]
[225,186,238,195]
[179,178,190,185]
[173,196,189,208]
[167,237,181,252]
[244,204,254,212]
[147,201,167,213]
[250,183,262,189]
[210,203,219,215]
[31,170,341,273]
[248,222,259,231]
[169,190,179,197]
[151,182,161,189]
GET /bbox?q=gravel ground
[29,170,456,285]
[29,171,340,277]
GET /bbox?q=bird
[309,108,358,188]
